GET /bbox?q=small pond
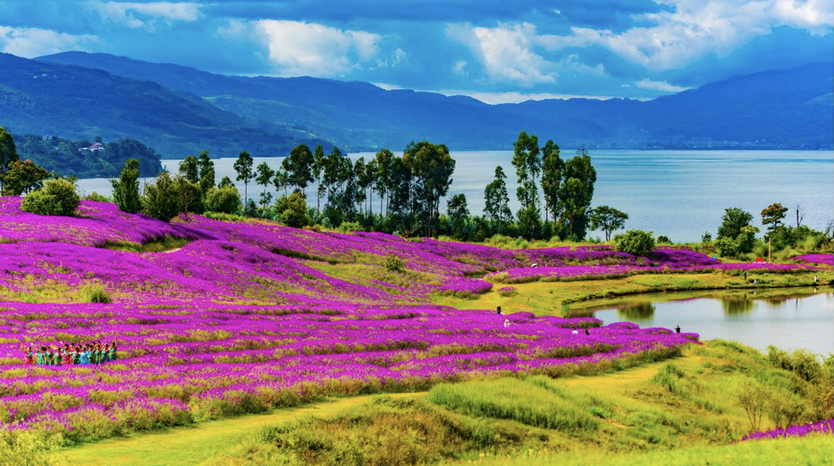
[589,287,834,356]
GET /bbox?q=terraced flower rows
[0,198,811,440]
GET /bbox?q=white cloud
[446,22,556,86]
[634,78,690,93]
[0,26,98,58]
[86,1,202,30]
[253,20,389,77]
[539,0,833,71]
[451,60,468,76]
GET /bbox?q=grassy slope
[52,394,422,466]
[55,340,832,465]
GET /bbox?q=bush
[142,172,181,222]
[80,283,111,304]
[275,192,310,228]
[20,178,79,216]
[616,230,655,257]
[84,191,111,203]
[383,254,406,273]
[205,186,241,214]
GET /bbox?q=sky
[0,0,831,103]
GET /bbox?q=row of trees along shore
[4,124,830,255]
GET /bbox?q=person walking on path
[675,325,681,334]
[497,306,503,315]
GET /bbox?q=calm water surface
[592,288,834,355]
[76,150,834,242]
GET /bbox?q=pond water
[76,149,834,242]
[590,288,834,355]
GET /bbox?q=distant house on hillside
[79,142,105,152]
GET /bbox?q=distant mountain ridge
[0,51,829,157]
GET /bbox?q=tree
[275,191,310,228]
[374,148,394,216]
[175,176,203,216]
[233,151,254,206]
[512,131,541,211]
[197,150,215,195]
[405,141,455,237]
[179,155,199,183]
[589,206,629,241]
[20,178,79,216]
[1,159,51,196]
[447,193,469,239]
[205,186,241,214]
[364,158,378,215]
[556,149,597,240]
[218,176,234,189]
[541,140,563,223]
[738,382,769,431]
[717,208,754,240]
[312,144,326,213]
[285,144,314,195]
[615,230,655,257]
[0,126,19,190]
[761,203,788,234]
[273,166,290,197]
[484,166,513,224]
[255,162,275,207]
[142,172,181,222]
[111,159,142,213]
[795,204,805,227]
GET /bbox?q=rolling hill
[0,51,829,156]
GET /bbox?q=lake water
[76,150,834,242]
[590,288,834,355]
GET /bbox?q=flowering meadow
[0,197,818,442]
[740,418,834,442]
[793,253,834,266]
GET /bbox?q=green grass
[101,236,192,253]
[465,435,834,466]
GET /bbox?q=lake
[76,149,834,242]
[589,287,834,356]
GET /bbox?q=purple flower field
[10,197,810,439]
[793,254,834,266]
[740,418,834,442]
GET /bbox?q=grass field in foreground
[77,340,827,466]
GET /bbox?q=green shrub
[83,191,111,203]
[20,178,80,216]
[80,284,111,304]
[616,230,656,257]
[205,186,241,215]
[111,159,141,213]
[383,254,406,273]
[142,172,181,222]
[275,192,310,228]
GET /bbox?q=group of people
[21,341,118,366]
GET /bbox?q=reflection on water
[616,303,656,320]
[594,287,834,355]
[722,300,755,315]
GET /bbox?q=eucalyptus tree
[484,166,512,225]
[556,149,597,239]
[312,144,326,212]
[255,161,275,208]
[196,150,215,196]
[541,140,563,223]
[404,141,455,237]
[374,148,394,216]
[286,144,314,195]
[179,155,199,183]
[233,151,254,206]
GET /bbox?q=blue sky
[0,0,831,103]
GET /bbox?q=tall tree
[196,150,215,196]
[0,126,19,190]
[374,148,394,216]
[404,141,455,237]
[255,161,275,209]
[511,131,541,211]
[761,203,788,233]
[353,157,368,215]
[541,140,563,223]
[286,144,314,195]
[589,206,629,241]
[179,155,199,183]
[273,166,290,197]
[233,151,254,206]
[484,166,512,224]
[556,149,597,239]
[111,159,142,213]
[447,193,469,239]
[312,144,326,213]
[364,159,378,215]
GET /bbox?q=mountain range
[0,51,829,159]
